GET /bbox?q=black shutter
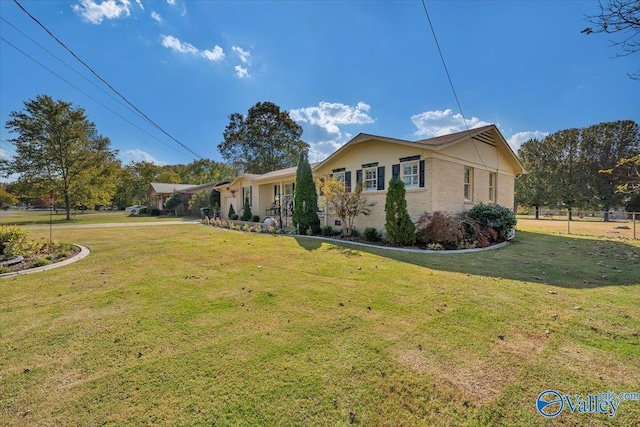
[356,169,363,187]
[377,166,385,191]
[345,171,352,192]
[392,164,400,182]
[242,187,246,205]
[274,185,277,199]
[419,160,425,188]
[249,186,253,206]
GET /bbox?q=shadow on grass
[295,232,640,289]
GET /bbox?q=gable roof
[148,182,198,195]
[317,124,524,175]
[215,124,524,189]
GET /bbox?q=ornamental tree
[293,152,320,234]
[317,177,373,237]
[384,178,415,246]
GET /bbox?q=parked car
[125,204,146,215]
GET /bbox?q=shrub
[250,224,262,233]
[385,178,415,246]
[240,197,253,221]
[460,216,497,248]
[267,226,276,234]
[363,227,380,242]
[321,225,334,236]
[349,228,360,238]
[466,203,516,242]
[251,215,260,223]
[242,224,251,232]
[228,204,236,220]
[293,152,321,234]
[426,243,444,251]
[150,208,161,216]
[626,193,640,214]
[0,266,11,274]
[30,256,51,268]
[1,225,31,257]
[415,211,463,249]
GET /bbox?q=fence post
[567,210,570,234]
[634,212,637,240]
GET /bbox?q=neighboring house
[148,181,229,213]
[213,125,525,231]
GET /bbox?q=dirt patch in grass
[555,344,640,386]
[397,349,517,403]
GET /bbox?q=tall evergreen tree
[293,152,320,233]
[385,178,415,246]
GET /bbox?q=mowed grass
[0,223,639,426]
[0,209,195,226]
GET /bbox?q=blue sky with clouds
[1,0,638,167]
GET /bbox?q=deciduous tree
[1,95,119,219]
[218,102,308,174]
[317,177,373,237]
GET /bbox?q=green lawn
[0,223,638,426]
[0,209,196,226]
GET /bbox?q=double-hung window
[489,173,496,202]
[402,162,419,188]
[464,167,473,201]
[364,167,377,191]
[334,171,345,185]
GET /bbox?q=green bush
[349,228,360,238]
[384,178,415,246]
[251,215,260,223]
[240,197,253,221]
[466,203,516,242]
[321,225,334,236]
[363,227,380,242]
[150,208,161,216]
[30,256,51,268]
[228,204,236,220]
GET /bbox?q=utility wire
[420,0,491,172]
[0,36,198,162]
[0,15,143,122]
[12,0,205,160]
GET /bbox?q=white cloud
[290,101,375,136]
[411,109,492,138]
[166,0,176,4]
[150,11,161,22]
[201,45,225,62]
[234,65,250,78]
[161,35,224,62]
[135,0,143,10]
[124,149,166,165]
[161,35,198,55]
[290,101,375,161]
[232,46,251,64]
[507,130,549,152]
[72,0,131,24]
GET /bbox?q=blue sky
[1,0,639,167]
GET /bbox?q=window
[364,167,377,191]
[489,173,496,202]
[402,162,419,188]
[242,186,252,206]
[464,167,473,201]
[334,171,345,184]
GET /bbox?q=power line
[0,15,143,122]
[420,0,491,172]
[0,36,198,162]
[12,0,205,160]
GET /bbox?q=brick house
[214,125,525,232]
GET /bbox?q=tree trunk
[534,205,540,220]
[568,207,573,221]
[603,205,610,222]
[64,190,71,220]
